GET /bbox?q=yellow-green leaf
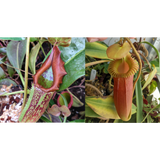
[85,96,120,119]
[142,67,157,90]
[86,96,137,120]
[85,42,110,59]
[85,103,103,119]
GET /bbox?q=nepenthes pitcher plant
[19,38,71,122]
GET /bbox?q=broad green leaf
[69,119,84,123]
[0,34,26,41]
[86,41,108,50]
[6,39,27,74]
[59,49,85,91]
[142,67,157,90]
[85,96,120,119]
[38,38,85,91]
[29,39,46,74]
[59,38,85,62]
[86,96,137,120]
[85,42,110,59]
[135,73,143,122]
[0,67,5,79]
[7,62,15,77]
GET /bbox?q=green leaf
[30,37,39,42]
[149,80,157,94]
[19,85,35,122]
[29,39,46,74]
[0,78,17,87]
[7,62,15,77]
[85,104,102,118]
[85,42,111,59]
[85,96,120,119]
[103,63,109,74]
[0,34,26,41]
[38,38,85,91]
[0,56,6,65]
[49,99,56,106]
[114,113,136,123]
[59,49,85,91]
[40,115,52,122]
[0,67,5,79]
[85,96,137,120]
[156,67,160,76]
[59,38,85,63]
[72,94,84,107]
[135,73,143,122]
[150,58,159,67]
[6,39,27,74]
[68,119,85,126]
[57,93,68,107]
[142,67,157,90]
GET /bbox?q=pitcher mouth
[108,53,139,78]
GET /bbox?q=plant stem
[138,51,152,71]
[59,116,63,122]
[63,116,67,123]
[141,104,160,123]
[22,37,30,110]
[0,90,30,96]
[0,61,33,76]
[19,72,25,87]
[38,38,46,57]
[85,60,110,67]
